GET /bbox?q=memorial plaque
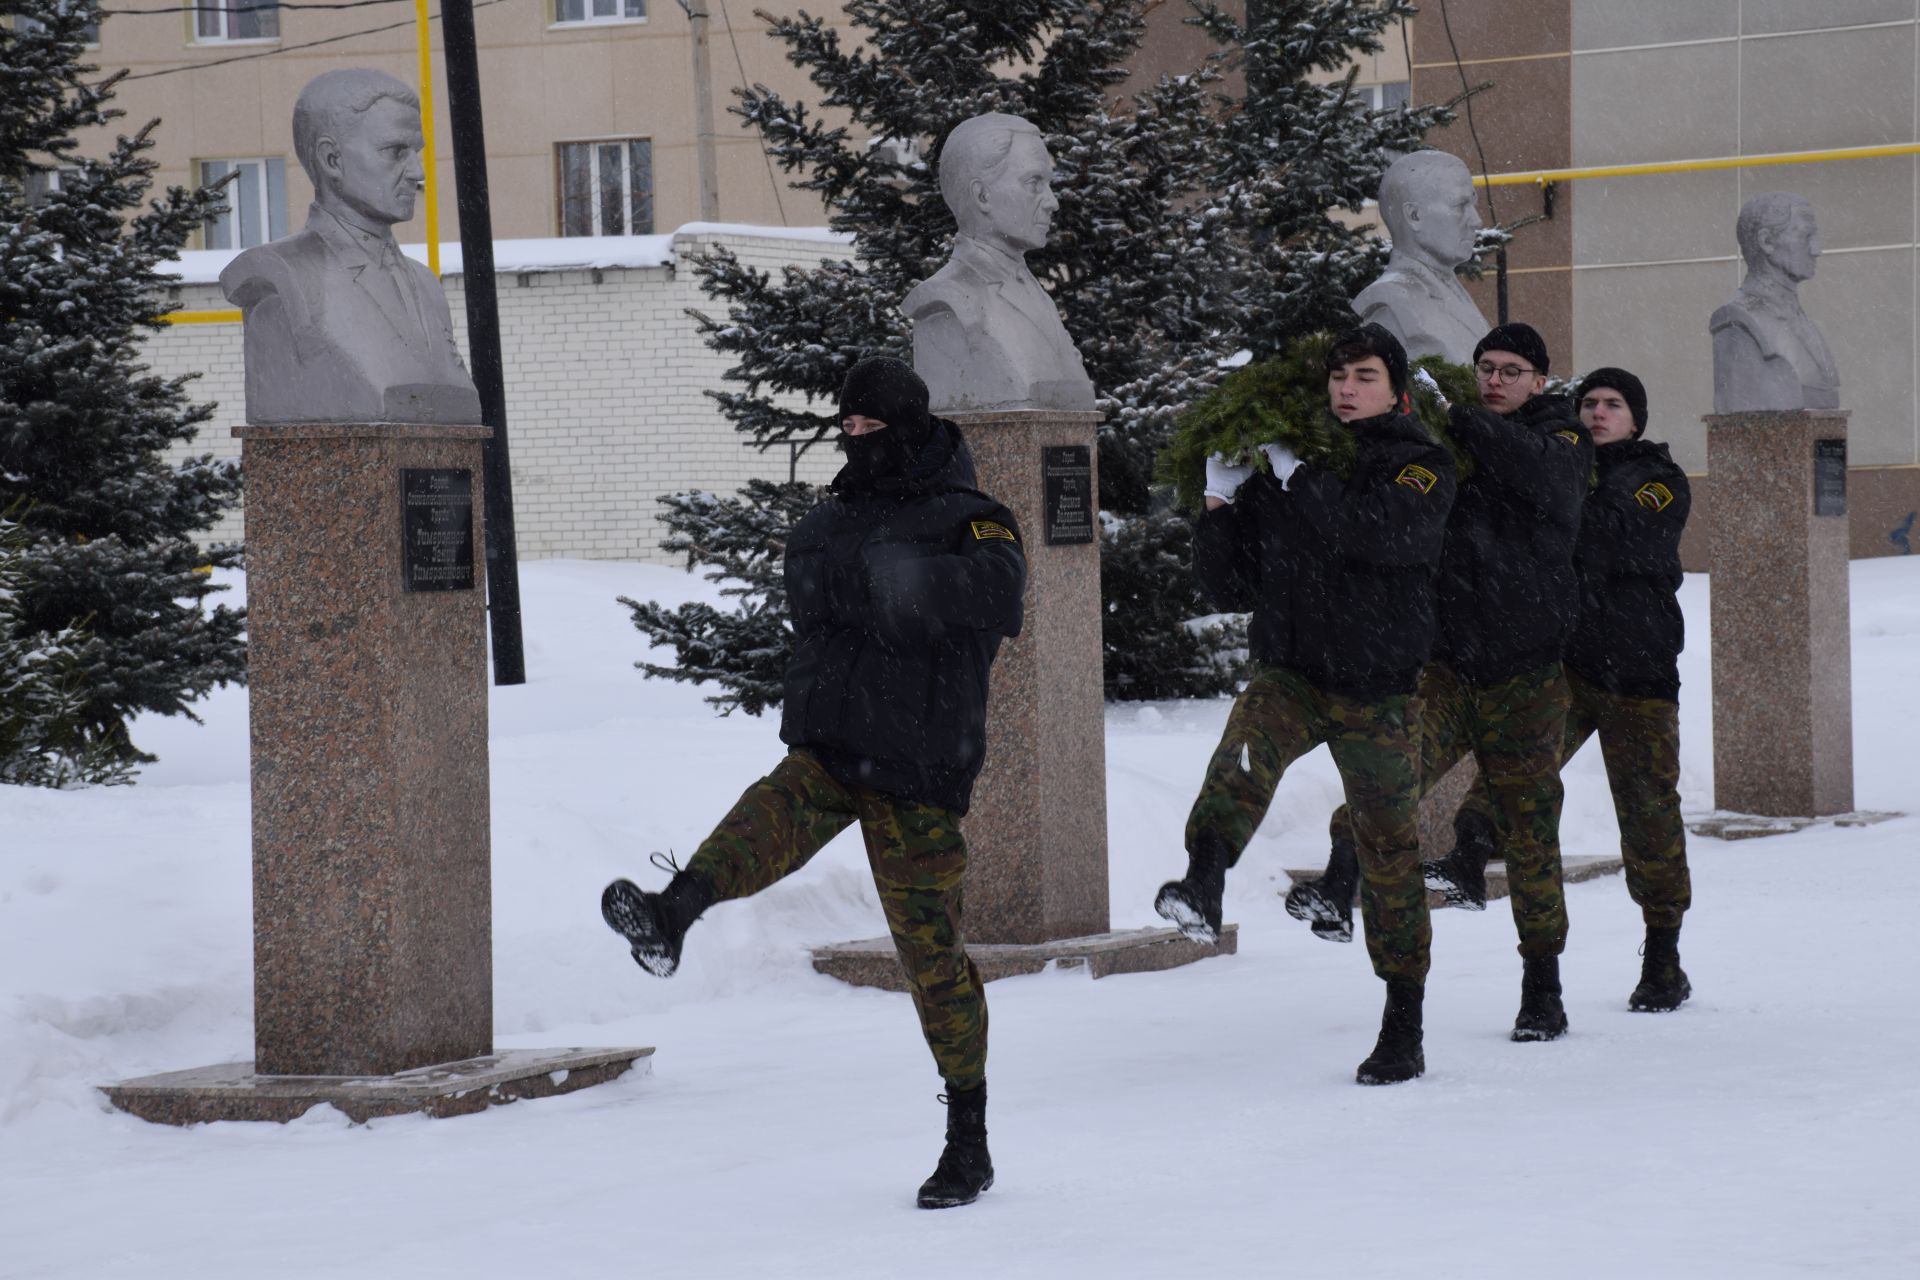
[402,468,476,592]
[1813,439,1847,517]
[1043,445,1094,545]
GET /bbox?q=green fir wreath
[1157,331,1480,512]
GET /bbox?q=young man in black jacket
[1156,324,1457,1084]
[1430,368,1693,1011]
[1291,322,1594,1042]
[600,357,1026,1209]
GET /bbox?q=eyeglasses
[1475,361,1536,385]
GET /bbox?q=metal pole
[415,0,441,276]
[687,0,721,221]
[440,0,526,685]
[1495,244,1510,326]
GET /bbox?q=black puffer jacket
[780,418,1026,814]
[1563,439,1690,701]
[1194,412,1457,701]
[1432,393,1595,685]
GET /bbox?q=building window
[554,0,645,24]
[15,13,101,43]
[24,168,82,208]
[196,1,279,42]
[558,139,653,237]
[1359,81,1412,112]
[200,158,288,250]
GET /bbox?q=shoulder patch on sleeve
[1552,429,1583,446]
[1394,463,1440,495]
[970,519,1017,542]
[1634,481,1676,512]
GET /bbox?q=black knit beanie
[1326,322,1410,395]
[838,356,931,448]
[1473,322,1551,375]
[1575,366,1649,437]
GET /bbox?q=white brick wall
[149,229,853,562]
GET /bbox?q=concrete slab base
[812,925,1238,993]
[1686,810,1903,841]
[102,1047,652,1125]
[1281,854,1625,908]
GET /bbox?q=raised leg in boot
[601,857,716,978]
[917,1083,993,1209]
[1422,808,1495,911]
[1156,832,1232,944]
[1285,836,1357,942]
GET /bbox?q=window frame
[555,137,655,238]
[550,0,647,28]
[192,1,282,45]
[198,156,289,251]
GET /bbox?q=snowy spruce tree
[0,0,245,765]
[633,0,1447,705]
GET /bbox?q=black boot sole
[600,878,680,978]
[1510,1018,1568,1042]
[1356,1055,1425,1085]
[1629,976,1691,1012]
[1154,882,1219,945]
[1421,858,1488,911]
[917,1172,994,1209]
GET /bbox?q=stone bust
[1710,192,1840,414]
[902,113,1095,412]
[1352,151,1489,365]
[221,68,481,425]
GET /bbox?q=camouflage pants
[685,749,987,1090]
[1331,661,1571,959]
[1186,665,1430,985]
[1459,669,1691,928]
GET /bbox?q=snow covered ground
[4,558,1918,1279]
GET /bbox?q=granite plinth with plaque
[1704,409,1855,818]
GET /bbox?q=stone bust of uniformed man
[1352,150,1488,365]
[902,112,1095,412]
[1710,192,1840,414]
[221,68,481,425]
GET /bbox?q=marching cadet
[601,357,1025,1209]
[1156,324,1456,1084]
[1427,368,1694,1011]
[1289,322,1593,1043]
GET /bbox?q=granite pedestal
[104,423,648,1122]
[811,409,1235,989]
[1705,410,1854,818]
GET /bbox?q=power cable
[716,0,786,223]
[120,0,504,80]
[1434,0,1496,223]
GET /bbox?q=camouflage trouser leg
[1184,667,1322,866]
[1324,693,1431,986]
[686,750,987,1089]
[1328,662,1477,847]
[1456,673,1690,930]
[1195,668,1429,984]
[684,750,856,902]
[1570,672,1691,928]
[1470,663,1572,959]
[856,795,988,1091]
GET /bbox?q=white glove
[1204,453,1254,503]
[1413,367,1447,408]
[1260,442,1302,488]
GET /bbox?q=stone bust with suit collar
[1710,192,1840,414]
[1352,150,1489,366]
[221,68,481,425]
[903,113,1095,413]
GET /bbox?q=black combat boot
[1155,835,1230,944]
[1628,924,1691,1012]
[1422,810,1494,911]
[1285,836,1357,943]
[917,1083,993,1209]
[1511,955,1569,1042]
[601,858,716,978]
[1355,979,1425,1085]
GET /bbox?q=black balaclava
[1473,322,1551,376]
[1326,322,1410,400]
[1575,366,1649,438]
[837,356,933,485]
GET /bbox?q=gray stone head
[1736,192,1820,282]
[1379,151,1482,271]
[293,68,425,229]
[937,112,1058,253]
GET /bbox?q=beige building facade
[80,1,842,245]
